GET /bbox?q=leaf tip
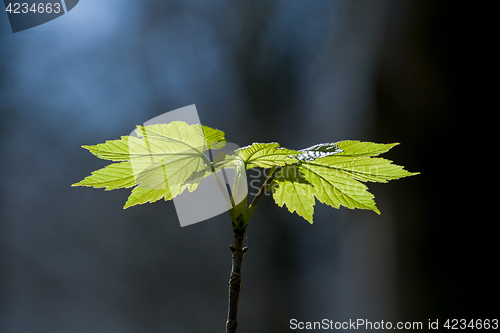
[386,142,400,150]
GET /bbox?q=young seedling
[72,121,418,333]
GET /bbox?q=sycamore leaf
[72,161,136,190]
[201,125,226,150]
[232,143,299,169]
[269,140,418,222]
[74,119,418,223]
[73,121,225,209]
[270,166,315,223]
[299,161,380,214]
[334,140,398,157]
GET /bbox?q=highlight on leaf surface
[296,143,343,161]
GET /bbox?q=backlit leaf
[233,143,298,169]
[73,121,225,208]
[269,141,418,221]
[270,166,315,223]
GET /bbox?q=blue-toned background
[0,1,495,332]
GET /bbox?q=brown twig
[226,234,247,333]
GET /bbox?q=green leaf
[299,161,380,214]
[305,155,416,184]
[201,125,226,150]
[270,141,418,221]
[74,120,418,223]
[233,143,299,169]
[334,140,398,157]
[72,161,136,190]
[270,166,315,223]
[73,121,226,209]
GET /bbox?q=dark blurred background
[1,1,496,332]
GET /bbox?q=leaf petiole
[243,166,277,224]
